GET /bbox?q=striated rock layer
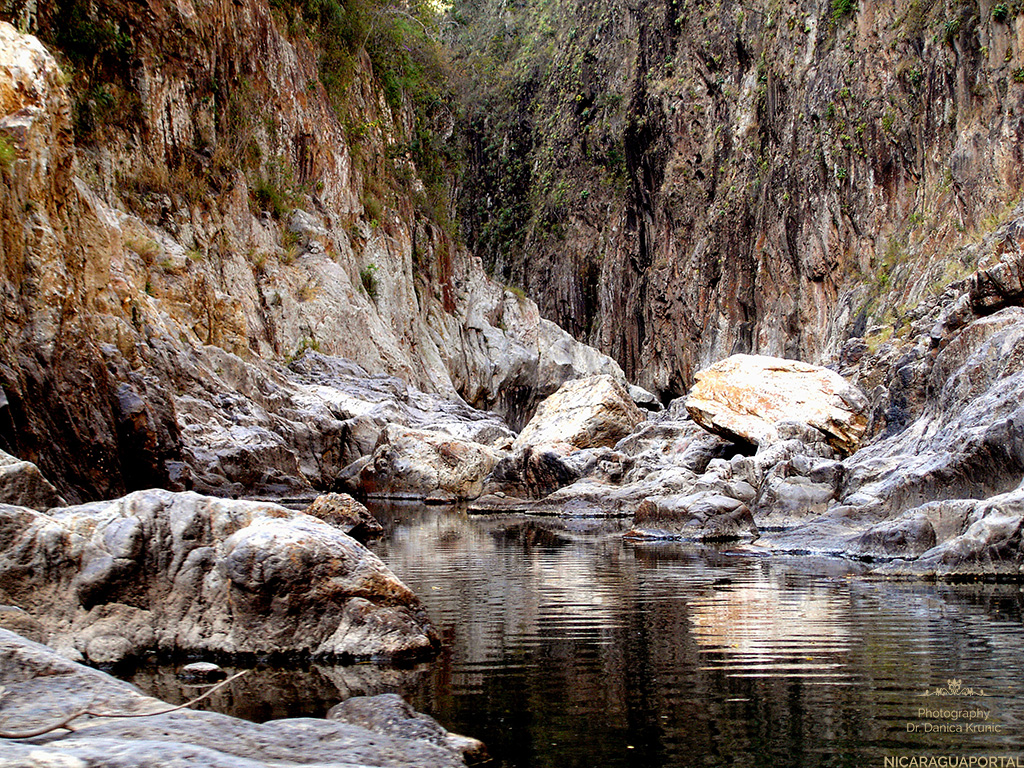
[0,16,622,503]
[456,0,1024,400]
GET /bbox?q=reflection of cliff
[374,513,1024,765]
[688,582,852,677]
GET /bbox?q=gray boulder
[0,489,437,664]
[628,493,758,541]
[354,426,504,501]
[0,449,65,510]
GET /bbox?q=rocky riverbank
[0,629,485,767]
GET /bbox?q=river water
[129,502,1024,767]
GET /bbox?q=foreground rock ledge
[0,629,482,768]
[0,489,438,664]
[685,354,869,455]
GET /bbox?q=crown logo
[921,677,985,697]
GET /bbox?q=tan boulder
[514,374,646,451]
[685,354,868,455]
[358,426,503,501]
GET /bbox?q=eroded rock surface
[685,355,869,455]
[0,489,437,664]
[304,492,383,542]
[0,629,476,767]
[0,450,65,510]
[353,426,504,502]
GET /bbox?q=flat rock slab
[0,629,477,767]
[685,354,868,455]
[0,489,437,664]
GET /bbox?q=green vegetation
[360,263,379,300]
[271,0,458,231]
[992,3,1011,22]
[0,134,16,170]
[831,0,855,23]
[28,0,144,141]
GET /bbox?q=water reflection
[126,503,1024,768]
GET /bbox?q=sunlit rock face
[685,354,868,456]
[0,16,620,502]
[0,489,438,664]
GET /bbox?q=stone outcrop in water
[0,489,437,664]
[0,629,478,767]
[351,425,504,502]
[685,355,869,455]
[304,492,383,543]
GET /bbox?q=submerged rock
[0,489,437,664]
[0,629,477,767]
[685,354,869,455]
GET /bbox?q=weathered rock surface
[177,349,515,499]
[686,355,869,455]
[329,693,488,765]
[304,492,383,542]
[628,494,757,542]
[481,375,645,499]
[513,375,645,452]
[0,449,65,510]
[352,426,503,502]
[457,0,1024,414]
[0,489,437,664]
[0,19,619,504]
[0,629,477,767]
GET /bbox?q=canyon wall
[0,1,621,501]
[455,0,1024,399]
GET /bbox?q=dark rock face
[0,629,478,767]
[0,490,438,664]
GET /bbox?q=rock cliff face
[0,4,622,501]
[455,0,1024,398]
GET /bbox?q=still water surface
[130,503,1024,767]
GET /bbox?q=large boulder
[685,354,869,455]
[627,493,758,541]
[0,450,65,510]
[514,375,645,452]
[355,426,504,501]
[0,629,479,767]
[0,489,437,664]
